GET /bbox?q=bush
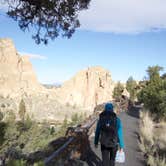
[139,111,166,166]
[50,126,55,135]
[19,99,26,121]
[7,159,26,166]
[33,161,44,166]
[16,115,33,133]
[5,110,16,123]
[71,113,79,124]
[137,66,166,120]
[126,76,137,102]
[70,112,85,126]
[0,111,3,121]
[0,122,7,145]
[113,81,124,101]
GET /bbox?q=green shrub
[7,159,26,166]
[50,126,55,135]
[0,122,7,145]
[138,66,166,120]
[5,110,16,123]
[113,81,124,101]
[33,161,44,166]
[16,115,33,133]
[19,99,26,121]
[126,76,137,102]
[0,111,3,121]
[71,113,79,124]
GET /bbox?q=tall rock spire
[0,38,42,97]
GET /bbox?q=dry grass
[139,111,166,166]
[147,154,166,166]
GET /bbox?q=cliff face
[0,38,42,97]
[0,38,90,122]
[56,66,115,109]
[0,38,116,122]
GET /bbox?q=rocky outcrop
[56,66,115,110]
[0,38,116,121]
[0,38,90,122]
[0,38,42,97]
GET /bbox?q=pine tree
[113,82,124,101]
[126,76,137,102]
[138,65,166,120]
[19,99,26,121]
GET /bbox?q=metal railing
[44,137,74,165]
[44,112,99,165]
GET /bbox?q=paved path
[84,109,145,166]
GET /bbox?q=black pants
[101,145,117,166]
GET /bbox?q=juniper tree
[4,0,91,44]
[138,66,166,120]
[126,76,137,102]
[19,99,26,121]
[113,81,124,101]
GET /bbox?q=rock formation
[0,38,116,122]
[56,66,115,110]
[0,38,43,98]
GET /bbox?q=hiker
[94,102,124,166]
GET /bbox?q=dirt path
[84,109,145,166]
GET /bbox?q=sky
[0,0,166,84]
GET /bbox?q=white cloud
[79,0,166,33]
[0,1,8,12]
[19,52,47,60]
[0,1,8,22]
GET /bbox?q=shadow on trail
[83,147,102,166]
[67,146,102,166]
[127,105,142,119]
[83,140,102,166]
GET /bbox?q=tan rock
[56,66,115,110]
[0,38,42,97]
[0,38,116,122]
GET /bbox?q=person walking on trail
[94,103,124,166]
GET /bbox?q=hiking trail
[85,108,145,166]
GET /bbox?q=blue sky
[0,0,166,84]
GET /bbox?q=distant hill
[42,83,62,89]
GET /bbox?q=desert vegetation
[137,65,166,120]
[0,99,87,165]
[138,65,166,166]
[139,111,166,166]
[113,81,124,101]
[126,76,138,103]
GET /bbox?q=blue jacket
[94,114,124,148]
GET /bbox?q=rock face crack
[86,71,89,92]
[99,77,104,88]
[17,56,29,90]
[56,66,115,109]
[17,57,23,85]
